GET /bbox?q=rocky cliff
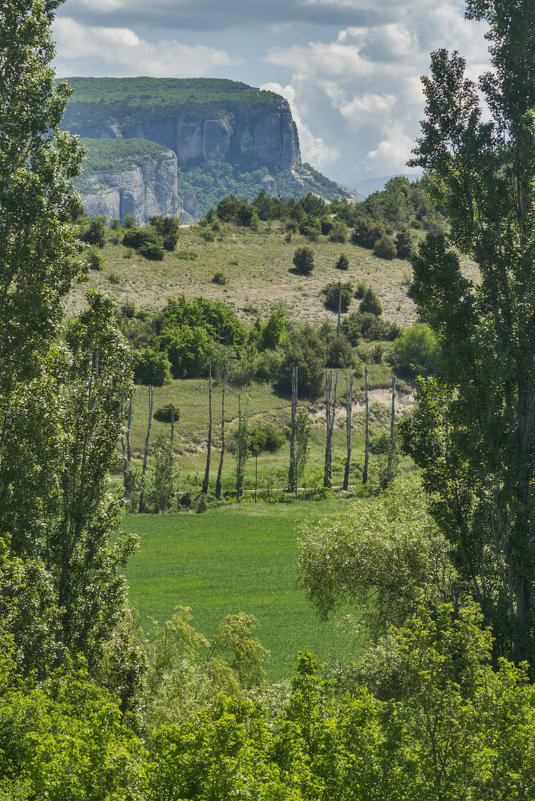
[63,77,301,172]
[77,139,182,224]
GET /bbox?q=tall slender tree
[402,0,535,663]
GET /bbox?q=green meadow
[123,500,361,681]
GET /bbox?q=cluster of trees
[201,172,445,261]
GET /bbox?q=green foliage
[292,246,315,275]
[153,402,180,423]
[81,216,106,247]
[328,220,348,243]
[322,280,353,312]
[212,270,227,284]
[359,287,383,316]
[148,435,179,513]
[299,476,456,632]
[289,408,312,493]
[388,323,438,380]
[248,423,286,455]
[373,233,397,260]
[402,2,535,661]
[134,347,172,386]
[150,215,180,251]
[335,253,349,270]
[156,295,246,379]
[275,325,326,399]
[351,216,384,248]
[76,138,174,193]
[86,246,104,271]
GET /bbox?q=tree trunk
[215,369,227,500]
[387,372,396,478]
[324,371,338,488]
[363,366,369,485]
[126,394,132,463]
[138,385,153,513]
[288,364,298,493]
[343,372,353,491]
[337,279,342,338]
[202,360,213,494]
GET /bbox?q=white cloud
[53,17,241,77]
[366,127,417,174]
[261,81,340,168]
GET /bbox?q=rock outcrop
[79,147,181,225]
[63,78,301,172]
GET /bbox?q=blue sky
[53,0,490,189]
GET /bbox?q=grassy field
[123,500,362,681]
[67,221,420,326]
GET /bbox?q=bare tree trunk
[387,372,396,478]
[343,372,353,491]
[138,385,153,513]
[126,394,132,463]
[202,360,213,494]
[288,365,298,493]
[337,279,342,338]
[215,369,227,500]
[170,406,175,445]
[324,370,338,488]
[363,365,370,485]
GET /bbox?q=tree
[336,253,349,270]
[402,0,535,663]
[275,324,326,399]
[359,287,382,316]
[322,281,353,312]
[149,435,179,513]
[388,323,438,381]
[373,233,397,260]
[0,0,139,675]
[292,246,315,275]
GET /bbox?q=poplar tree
[402,0,535,663]
[0,0,134,673]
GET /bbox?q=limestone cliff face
[73,101,300,172]
[79,149,181,225]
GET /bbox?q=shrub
[134,347,172,386]
[154,402,180,423]
[81,217,106,248]
[299,214,321,241]
[275,324,326,398]
[359,287,382,316]
[177,250,197,260]
[86,247,103,271]
[123,213,136,228]
[122,226,159,251]
[212,271,227,285]
[293,246,315,275]
[395,228,414,259]
[322,281,353,312]
[336,254,349,270]
[320,217,333,235]
[351,217,384,248]
[326,335,357,369]
[373,234,397,260]
[139,242,165,260]
[355,281,367,299]
[329,221,348,243]
[388,323,438,380]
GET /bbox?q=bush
[351,217,384,248]
[299,215,321,241]
[329,221,348,243]
[177,250,197,260]
[81,217,106,248]
[373,234,397,260]
[122,226,159,251]
[212,271,227,285]
[342,312,402,343]
[336,254,349,270]
[322,281,353,312]
[395,228,414,259]
[139,242,165,260]
[275,324,326,398]
[388,323,439,380]
[150,215,180,250]
[326,335,357,369]
[86,247,103,271]
[355,281,367,299]
[123,213,136,228]
[134,347,172,386]
[359,288,382,316]
[292,246,315,275]
[153,403,180,424]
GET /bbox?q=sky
[53,0,491,190]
